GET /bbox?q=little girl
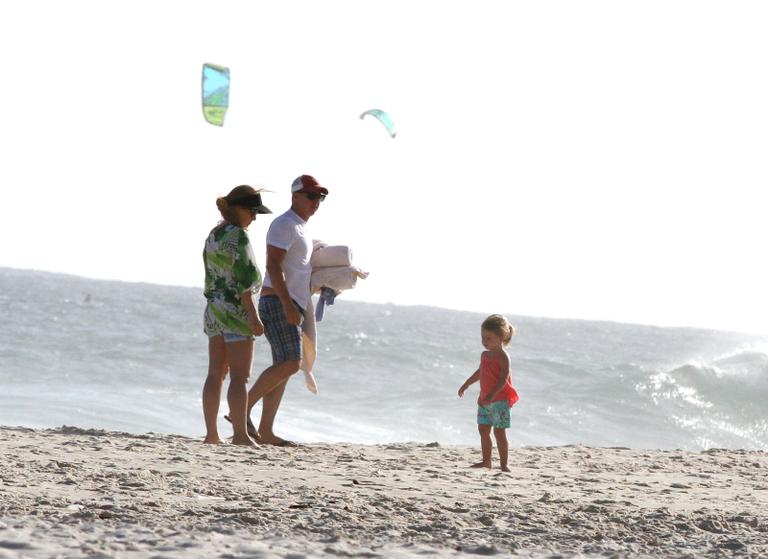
[458,314,520,472]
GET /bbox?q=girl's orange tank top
[478,353,520,407]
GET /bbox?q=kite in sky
[202,63,230,126]
[360,108,396,138]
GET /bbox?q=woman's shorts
[259,295,303,364]
[206,332,253,343]
[203,304,254,342]
[477,400,511,429]
[222,332,252,343]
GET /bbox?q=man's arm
[265,244,302,326]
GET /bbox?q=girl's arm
[458,369,480,398]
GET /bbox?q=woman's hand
[458,385,467,398]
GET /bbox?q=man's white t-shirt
[263,209,312,309]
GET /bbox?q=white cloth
[300,297,318,394]
[310,245,353,268]
[299,243,369,394]
[310,266,368,294]
[262,210,312,309]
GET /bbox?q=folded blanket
[310,265,367,294]
[310,245,353,268]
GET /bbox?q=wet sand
[1,426,766,558]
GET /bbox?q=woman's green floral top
[203,222,261,337]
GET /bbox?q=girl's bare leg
[225,339,257,446]
[471,424,493,468]
[202,336,228,444]
[494,428,510,472]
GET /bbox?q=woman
[202,185,271,445]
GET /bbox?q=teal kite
[360,108,396,138]
[202,63,230,126]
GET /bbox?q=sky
[1,1,767,336]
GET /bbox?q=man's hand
[249,315,264,336]
[285,304,302,326]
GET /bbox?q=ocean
[1,267,766,451]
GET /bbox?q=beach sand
[0,426,766,558]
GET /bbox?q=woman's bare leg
[202,336,228,444]
[225,339,257,446]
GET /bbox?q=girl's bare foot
[500,466,511,472]
[470,462,492,469]
[203,437,224,444]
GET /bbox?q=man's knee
[276,359,301,377]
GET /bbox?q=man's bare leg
[258,378,290,444]
[246,359,300,441]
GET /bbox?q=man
[246,174,328,446]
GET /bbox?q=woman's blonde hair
[481,314,516,346]
[216,185,263,223]
[215,195,237,223]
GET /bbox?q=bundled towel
[311,245,353,268]
[310,265,367,295]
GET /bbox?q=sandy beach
[0,426,766,558]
